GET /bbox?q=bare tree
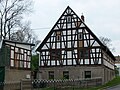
[99,36,115,52]
[10,21,37,43]
[0,0,32,40]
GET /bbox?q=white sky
[27,0,120,56]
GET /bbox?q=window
[84,50,89,58]
[79,41,83,47]
[67,16,71,23]
[85,71,91,78]
[78,32,83,40]
[79,50,89,58]
[79,50,84,58]
[51,50,61,60]
[76,21,81,27]
[57,35,60,41]
[56,31,61,41]
[20,61,24,68]
[63,71,69,79]
[51,51,56,60]
[10,47,31,69]
[49,71,54,79]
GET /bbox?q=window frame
[49,71,54,80]
[78,32,83,40]
[56,31,61,41]
[67,16,71,23]
[63,71,69,79]
[79,49,89,59]
[50,50,61,60]
[85,71,91,78]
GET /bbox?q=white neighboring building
[115,56,120,76]
[0,39,34,82]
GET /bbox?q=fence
[0,77,102,90]
[21,77,102,90]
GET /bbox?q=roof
[3,39,35,46]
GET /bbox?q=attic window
[76,21,81,27]
[78,32,83,40]
[67,16,71,23]
[56,31,61,41]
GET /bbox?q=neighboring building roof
[36,6,115,61]
[3,39,35,46]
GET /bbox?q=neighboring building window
[63,71,69,79]
[49,71,54,79]
[85,71,91,78]
[10,46,31,69]
[79,50,89,58]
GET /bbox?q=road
[106,85,120,90]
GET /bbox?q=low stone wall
[21,77,102,90]
[1,78,102,90]
[32,77,102,88]
[1,81,20,90]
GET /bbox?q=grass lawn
[39,76,120,90]
[79,76,120,90]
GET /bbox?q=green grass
[38,76,120,90]
[80,76,120,90]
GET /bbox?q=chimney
[81,14,85,22]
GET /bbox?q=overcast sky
[28,0,120,56]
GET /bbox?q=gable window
[63,71,69,79]
[76,21,81,27]
[84,50,89,58]
[79,50,89,58]
[49,71,54,79]
[78,32,83,40]
[79,41,83,47]
[67,16,71,23]
[56,31,61,41]
[85,71,91,78]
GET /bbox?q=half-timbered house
[0,39,34,82]
[36,6,115,84]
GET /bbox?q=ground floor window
[63,71,69,79]
[49,71,54,79]
[85,71,91,78]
